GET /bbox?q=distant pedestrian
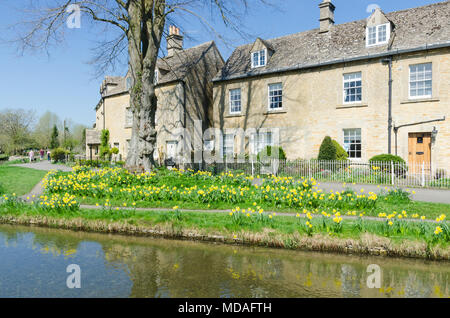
[40,149,44,161]
[29,149,35,163]
[47,150,51,161]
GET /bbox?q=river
[0,224,448,298]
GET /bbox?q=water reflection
[0,224,448,298]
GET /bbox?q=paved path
[12,161,73,172]
[316,181,450,205]
[13,161,73,201]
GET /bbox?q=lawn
[0,166,47,196]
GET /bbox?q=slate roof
[214,1,450,82]
[101,41,217,98]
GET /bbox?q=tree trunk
[125,0,165,173]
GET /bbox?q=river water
[0,224,448,298]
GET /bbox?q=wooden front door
[408,133,431,172]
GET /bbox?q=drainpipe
[381,57,393,154]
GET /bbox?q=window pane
[343,72,362,104]
[230,89,241,113]
[410,63,432,98]
[343,129,362,159]
[268,83,283,109]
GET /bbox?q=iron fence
[199,159,450,189]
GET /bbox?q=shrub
[115,160,125,167]
[257,146,287,162]
[318,136,336,161]
[369,154,407,177]
[110,147,119,155]
[0,154,9,162]
[51,148,69,163]
[332,140,349,161]
[76,159,113,168]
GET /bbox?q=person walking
[29,149,35,163]
[39,149,44,161]
[47,150,51,162]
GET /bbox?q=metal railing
[199,159,450,189]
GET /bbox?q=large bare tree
[10,0,270,171]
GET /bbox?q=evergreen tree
[50,125,59,149]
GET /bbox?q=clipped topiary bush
[318,136,336,161]
[332,140,349,161]
[257,146,287,162]
[110,147,119,155]
[369,154,407,177]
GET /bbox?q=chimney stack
[167,25,183,57]
[319,0,335,33]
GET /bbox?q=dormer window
[366,23,390,47]
[251,49,266,68]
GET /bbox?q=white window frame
[409,63,432,99]
[229,88,242,114]
[343,128,362,160]
[366,23,390,47]
[343,72,362,104]
[251,131,273,155]
[268,83,283,110]
[251,49,267,68]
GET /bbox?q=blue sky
[0,0,441,126]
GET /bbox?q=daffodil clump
[229,206,273,226]
[43,167,380,211]
[37,193,79,212]
[0,193,21,209]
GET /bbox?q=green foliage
[332,140,349,161]
[99,129,111,159]
[318,136,336,161]
[369,154,406,164]
[0,154,9,161]
[369,154,407,176]
[0,182,4,195]
[50,125,59,149]
[257,146,287,161]
[110,147,119,155]
[51,148,69,162]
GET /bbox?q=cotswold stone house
[212,1,450,171]
[86,26,224,163]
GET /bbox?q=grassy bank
[0,199,448,261]
[77,193,450,220]
[0,166,47,196]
